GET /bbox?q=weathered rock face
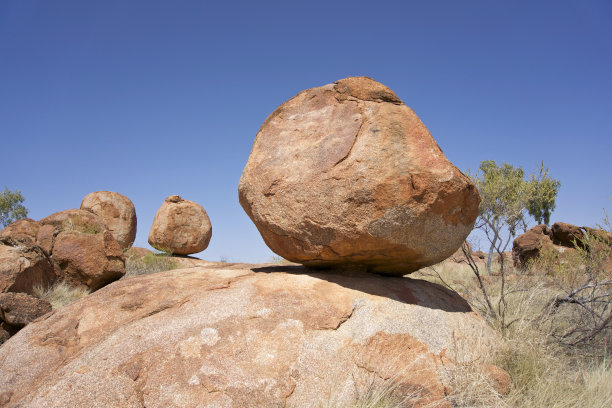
[52,230,125,290]
[551,222,584,248]
[0,237,55,294]
[124,246,153,260]
[0,265,505,408]
[148,195,212,255]
[0,218,40,242]
[81,191,137,249]
[0,292,51,329]
[239,76,480,274]
[0,292,52,344]
[37,208,107,254]
[531,224,553,238]
[512,225,555,268]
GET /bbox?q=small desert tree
[470,161,560,274]
[437,161,560,332]
[526,162,561,225]
[0,188,28,227]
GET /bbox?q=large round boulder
[80,191,137,249]
[239,76,480,274]
[148,195,212,255]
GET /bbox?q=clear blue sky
[1,1,611,261]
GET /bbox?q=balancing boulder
[148,195,212,255]
[239,76,480,274]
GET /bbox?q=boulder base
[0,264,504,408]
[239,76,480,274]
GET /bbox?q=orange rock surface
[0,264,505,408]
[239,77,480,274]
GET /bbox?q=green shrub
[0,188,28,227]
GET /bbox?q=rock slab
[239,76,480,274]
[81,191,137,250]
[148,195,212,255]
[0,264,504,408]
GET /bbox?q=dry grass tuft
[124,251,178,278]
[414,256,612,408]
[318,375,422,408]
[32,281,90,309]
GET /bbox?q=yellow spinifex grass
[412,258,612,408]
[33,281,90,310]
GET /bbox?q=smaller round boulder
[512,225,555,268]
[81,191,137,249]
[148,195,212,255]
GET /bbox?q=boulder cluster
[0,208,126,294]
[512,221,611,268]
[0,191,212,344]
